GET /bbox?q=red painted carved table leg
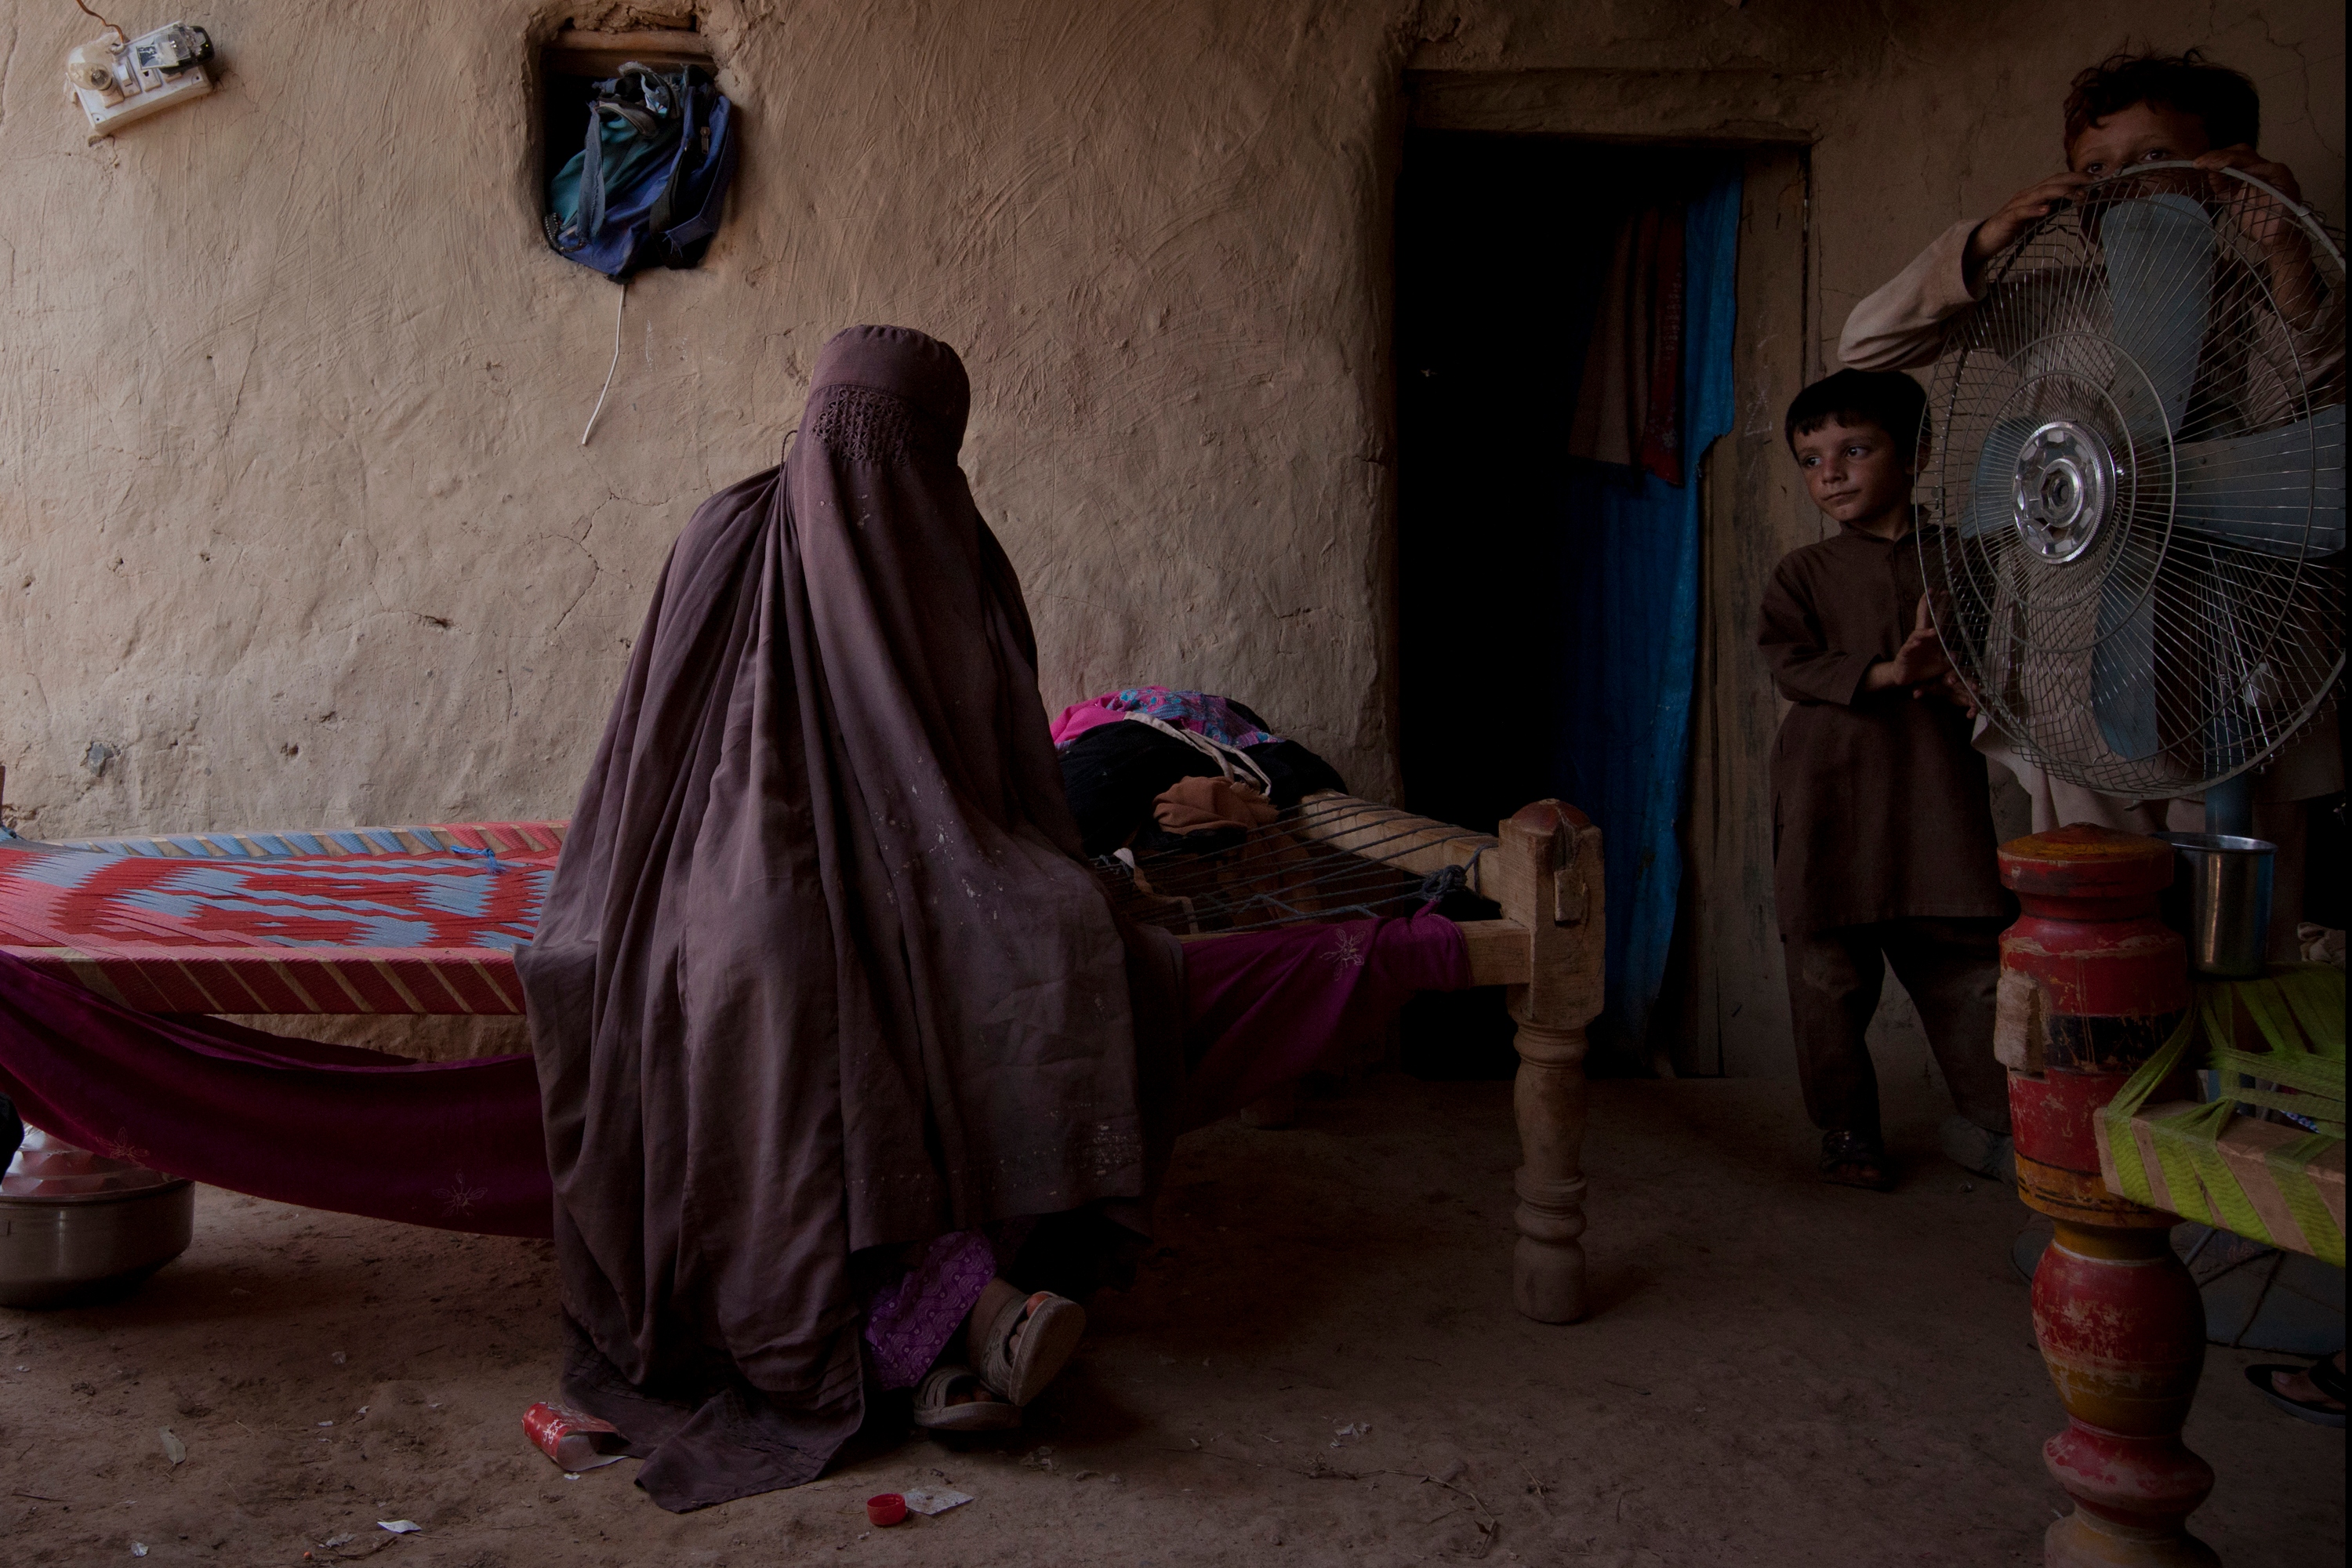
[1996,827,2215,1568]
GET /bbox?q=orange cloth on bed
[1152,777,1278,835]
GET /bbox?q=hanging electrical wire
[72,0,127,45]
[579,279,629,447]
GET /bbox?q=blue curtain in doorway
[1552,169,1740,1045]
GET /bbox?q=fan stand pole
[2200,775,2254,837]
[1994,828,2218,1568]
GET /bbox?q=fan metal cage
[1921,162,2344,798]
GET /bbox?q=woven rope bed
[0,793,1606,1322]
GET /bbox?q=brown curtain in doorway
[1567,204,1688,486]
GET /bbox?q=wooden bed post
[1494,800,1606,1323]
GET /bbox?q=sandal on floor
[2245,1356,2347,1428]
[977,1290,1087,1406]
[1820,1130,1892,1192]
[912,1363,1022,1432]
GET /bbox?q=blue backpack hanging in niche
[546,64,737,280]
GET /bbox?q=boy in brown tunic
[1759,370,2014,1189]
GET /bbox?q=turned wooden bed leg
[1493,802,1606,1324]
[1509,1014,1589,1321]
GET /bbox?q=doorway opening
[1394,132,1744,1076]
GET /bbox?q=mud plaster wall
[2,1,2342,857]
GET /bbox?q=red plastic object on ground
[866,1494,909,1527]
[521,1401,628,1471]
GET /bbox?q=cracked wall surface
[0,0,2341,839]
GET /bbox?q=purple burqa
[517,327,1179,1510]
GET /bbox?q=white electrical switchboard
[66,22,216,143]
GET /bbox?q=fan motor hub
[2013,419,2114,564]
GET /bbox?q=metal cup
[2154,833,2275,979]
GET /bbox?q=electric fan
[1920,162,2344,798]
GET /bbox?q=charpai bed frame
[1,795,1606,1323]
[1236,793,1606,1324]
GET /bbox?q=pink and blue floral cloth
[1049,687,1279,751]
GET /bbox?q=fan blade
[2092,558,2160,760]
[2101,194,2216,438]
[1965,419,2035,538]
[2173,403,2347,557]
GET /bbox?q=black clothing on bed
[1060,722,1221,857]
[1058,722,1346,858]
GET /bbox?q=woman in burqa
[517,325,1185,1512]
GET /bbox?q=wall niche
[537,13,717,241]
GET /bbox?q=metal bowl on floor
[0,1127,194,1308]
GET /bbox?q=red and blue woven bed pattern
[0,822,564,1014]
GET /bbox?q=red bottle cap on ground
[866,1493,908,1526]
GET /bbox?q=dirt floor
[2,1067,2342,1566]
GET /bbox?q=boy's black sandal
[1820,1130,1891,1192]
[2245,1355,2347,1428]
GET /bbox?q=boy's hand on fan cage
[1965,172,2092,282]
[2194,144,2300,204]
[1889,624,1951,690]
[2196,146,2320,316]
[1926,667,1981,717]
[1968,153,2303,278]
[1866,600,1953,697]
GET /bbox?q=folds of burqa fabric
[513,325,1153,1505]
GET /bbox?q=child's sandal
[976,1290,1086,1406]
[912,1364,1022,1432]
